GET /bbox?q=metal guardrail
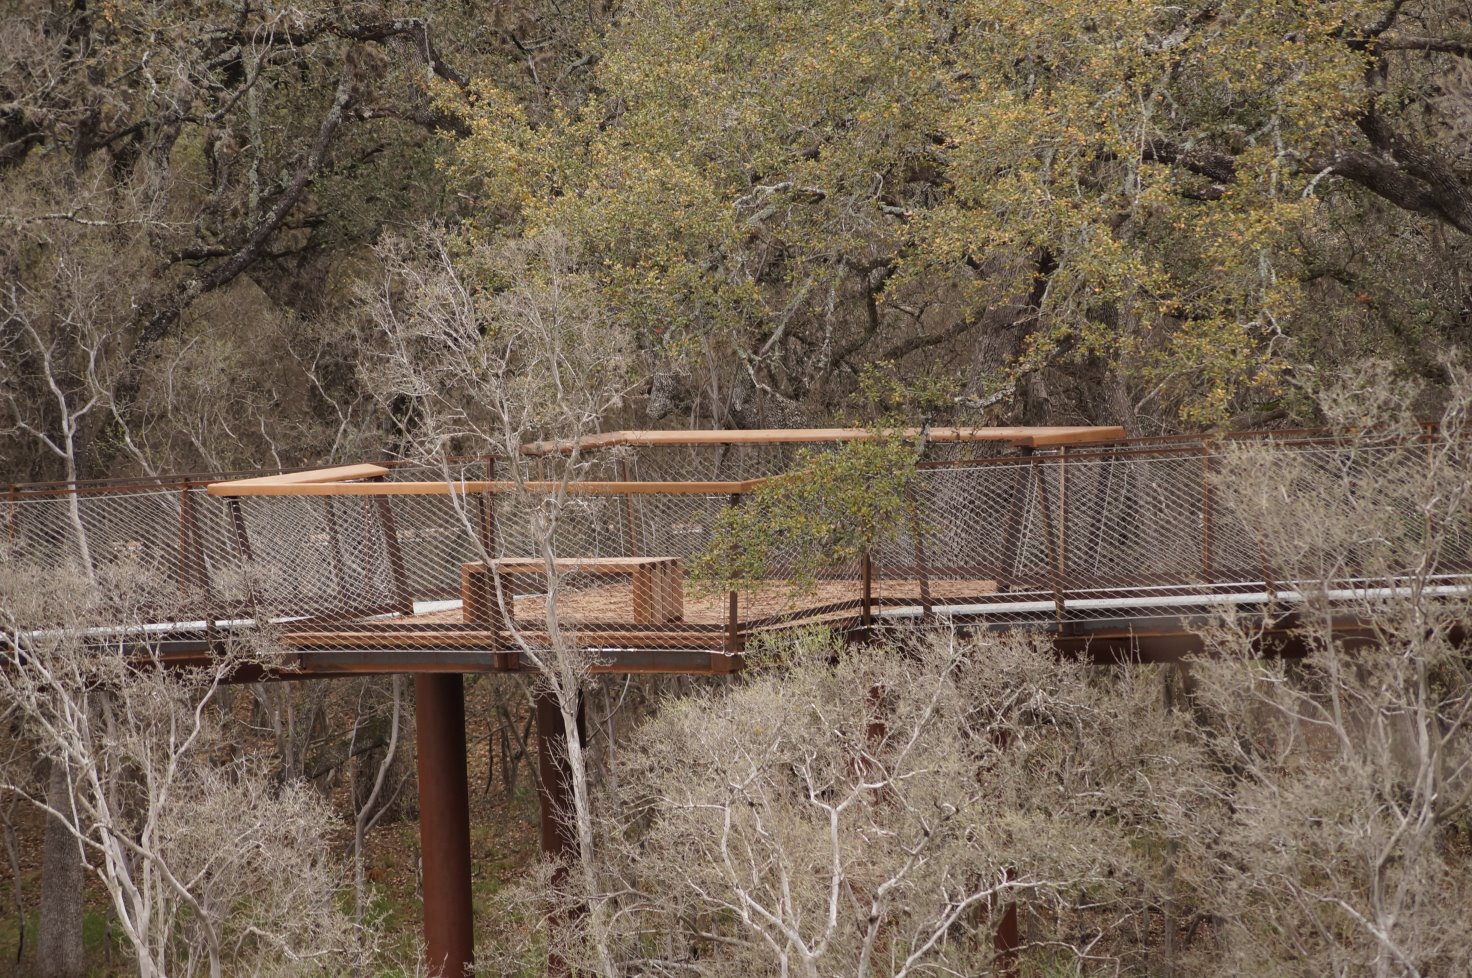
[4,430,1464,669]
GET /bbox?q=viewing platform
[4,425,1460,675]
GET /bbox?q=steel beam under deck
[118,615,1358,678]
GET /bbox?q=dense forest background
[4,3,1472,978]
[5,0,1472,484]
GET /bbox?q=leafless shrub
[593,631,1198,977]
[1166,363,1472,978]
[0,555,373,978]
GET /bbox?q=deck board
[285,577,997,647]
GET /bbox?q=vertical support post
[178,482,215,637]
[461,562,515,668]
[1200,453,1214,580]
[535,686,586,977]
[375,496,414,615]
[1033,455,1065,623]
[177,482,211,605]
[860,550,873,640]
[475,457,511,666]
[618,459,640,557]
[177,481,193,594]
[722,493,744,670]
[477,457,498,562]
[997,448,1035,593]
[5,484,16,548]
[323,497,350,602]
[226,496,260,614]
[905,483,932,616]
[1087,446,1118,582]
[1423,428,1436,577]
[415,674,474,978]
[187,486,209,600]
[1057,447,1068,580]
[227,497,255,561]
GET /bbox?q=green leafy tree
[689,435,919,594]
[447,0,1472,428]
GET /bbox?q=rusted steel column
[535,686,585,865]
[535,686,586,977]
[415,674,474,978]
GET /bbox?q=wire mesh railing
[5,430,1467,670]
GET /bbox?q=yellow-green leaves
[444,0,1424,424]
[689,437,919,594]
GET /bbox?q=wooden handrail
[207,464,391,492]
[208,476,769,498]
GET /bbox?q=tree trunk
[36,762,85,978]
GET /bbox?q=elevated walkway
[6,425,1460,673]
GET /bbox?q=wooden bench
[461,557,684,629]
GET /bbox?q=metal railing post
[226,496,260,616]
[322,497,349,602]
[177,480,211,601]
[998,447,1034,592]
[619,458,640,557]
[374,496,414,616]
[177,481,192,593]
[7,484,18,548]
[905,482,932,617]
[1058,446,1069,580]
[1033,454,1065,623]
[477,456,499,562]
[1201,453,1214,580]
[725,492,743,663]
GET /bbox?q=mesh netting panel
[7,436,1469,667]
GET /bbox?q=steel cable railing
[5,433,1467,668]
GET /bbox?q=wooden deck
[391,577,993,628]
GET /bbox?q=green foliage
[850,360,961,425]
[739,625,849,672]
[442,0,1472,424]
[688,436,918,593]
